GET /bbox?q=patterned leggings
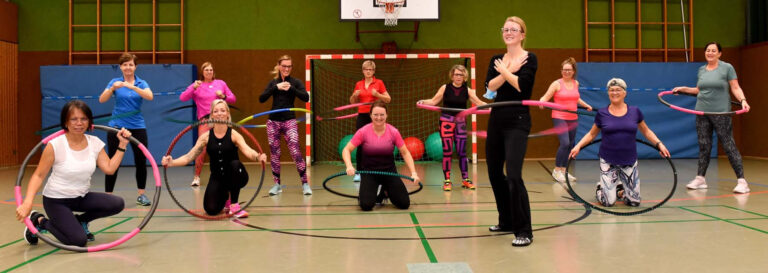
[596,158,640,206]
[696,115,744,178]
[439,114,468,180]
[266,119,308,185]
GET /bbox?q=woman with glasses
[484,16,537,247]
[538,57,592,183]
[348,60,392,183]
[569,78,669,208]
[98,53,153,206]
[417,65,486,191]
[259,55,312,196]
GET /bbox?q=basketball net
[380,1,403,26]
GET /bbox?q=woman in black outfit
[484,16,537,247]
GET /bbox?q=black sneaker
[23,226,38,245]
[81,221,95,242]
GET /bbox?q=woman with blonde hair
[259,55,312,196]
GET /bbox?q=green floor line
[0,239,23,250]
[1,217,134,273]
[721,205,768,218]
[410,213,437,263]
[679,207,768,235]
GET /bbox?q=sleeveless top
[552,79,579,120]
[442,82,469,116]
[207,127,240,178]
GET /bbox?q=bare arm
[467,88,487,106]
[16,145,54,221]
[231,130,267,163]
[671,86,699,95]
[132,85,154,101]
[539,81,559,103]
[418,85,446,106]
[398,144,421,184]
[371,90,392,103]
[729,79,750,112]
[163,133,209,167]
[96,128,130,174]
[569,124,600,159]
[342,142,358,176]
[577,99,593,111]
[99,87,115,103]
[638,121,670,157]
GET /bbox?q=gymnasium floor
[1,158,767,273]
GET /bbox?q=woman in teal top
[672,42,751,194]
[98,52,155,205]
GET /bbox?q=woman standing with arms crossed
[99,53,153,206]
[672,42,751,193]
[259,55,312,196]
[180,62,237,187]
[484,16,537,247]
[538,57,592,183]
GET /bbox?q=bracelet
[741,98,747,103]
[116,147,126,152]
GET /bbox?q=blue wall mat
[574,62,717,160]
[40,64,196,166]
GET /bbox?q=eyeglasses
[453,73,465,77]
[280,65,292,69]
[363,68,375,71]
[561,69,574,72]
[501,27,521,34]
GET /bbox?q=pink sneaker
[686,176,707,190]
[223,199,232,214]
[230,203,248,218]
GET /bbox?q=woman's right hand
[346,166,356,176]
[161,155,173,167]
[671,86,686,95]
[569,146,581,159]
[111,81,125,90]
[277,82,291,91]
[193,80,202,89]
[116,128,131,146]
[16,202,32,222]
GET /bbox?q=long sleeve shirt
[259,75,310,121]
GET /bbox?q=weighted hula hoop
[334,102,374,111]
[456,100,570,119]
[16,125,162,252]
[242,117,307,129]
[322,170,423,199]
[236,108,312,125]
[416,103,490,115]
[163,119,266,220]
[658,91,747,115]
[564,139,678,216]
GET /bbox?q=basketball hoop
[378,0,404,26]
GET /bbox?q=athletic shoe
[566,172,577,182]
[230,203,248,218]
[223,199,231,214]
[136,194,151,206]
[512,236,533,247]
[302,183,313,195]
[268,184,282,196]
[190,177,200,187]
[733,178,751,194]
[24,226,38,245]
[461,179,476,190]
[442,180,452,191]
[686,176,707,189]
[552,170,565,183]
[81,221,95,242]
[353,174,361,182]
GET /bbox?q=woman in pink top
[179,62,237,186]
[348,60,392,182]
[341,101,420,211]
[538,57,592,183]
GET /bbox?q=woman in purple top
[179,62,237,187]
[341,101,421,211]
[569,78,669,207]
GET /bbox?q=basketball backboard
[340,0,440,21]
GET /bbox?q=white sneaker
[190,177,200,187]
[552,170,565,183]
[733,178,751,194]
[686,176,707,189]
[302,183,313,195]
[268,184,282,196]
[353,174,361,183]
[566,172,577,182]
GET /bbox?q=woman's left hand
[493,59,510,74]
[216,90,225,98]
[256,152,267,164]
[658,143,671,158]
[585,105,593,111]
[741,100,750,112]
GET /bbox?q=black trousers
[355,113,372,170]
[105,128,148,192]
[204,160,249,215]
[486,112,533,238]
[359,166,410,211]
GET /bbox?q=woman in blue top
[570,78,670,207]
[98,53,154,206]
[672,42,751,193]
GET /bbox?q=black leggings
[486,112,533,238]
[42,192,124,246]
[359,167,410,211]
[355,113,372,170]
[105,128,148,192]
[696,115,744,178]
[203,160,249,215]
